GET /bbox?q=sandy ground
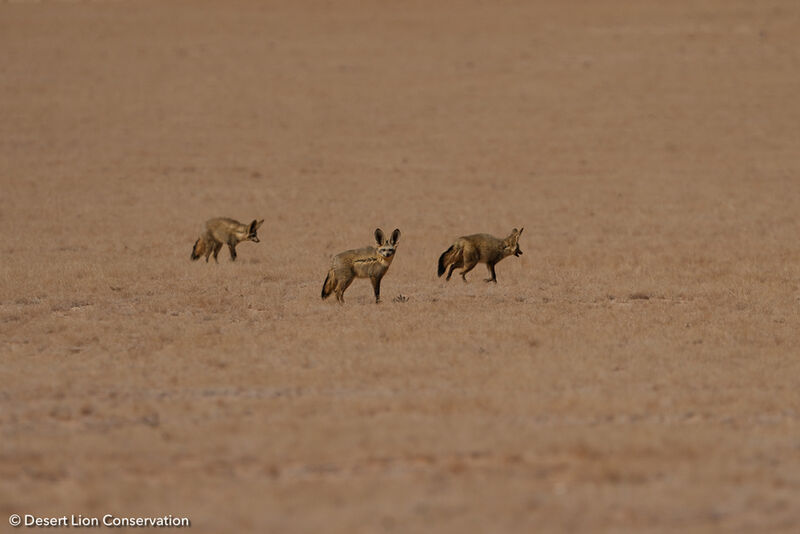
[2,0,800,532]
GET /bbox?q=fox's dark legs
[227,243,237,261]
[446,257,463,281]
[335,277,355,304]
[446,264,457,281]
[458,248,478,282]
[460,260,478,282]
[484,263,498,283]
[212,242,223,263]
[371,276,382,303]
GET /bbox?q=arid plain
[2,1,799,532]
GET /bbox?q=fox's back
[333,246,378,271]
[460,234,503,258]
[206,218,245,240]
[206,217,242,231]
[333,246,376,262]
[332,246,393,278]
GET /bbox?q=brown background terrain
[2,0,799,532]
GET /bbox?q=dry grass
[2,0,800,532]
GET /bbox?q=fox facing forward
[438,228,523,283]
[191,217,264,263]
[322,228,401,303]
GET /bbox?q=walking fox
[190,218,264,263]
[321,228,401,303]
[437,228,523,283]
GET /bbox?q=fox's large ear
[374,228,385,245]
[249,220,258,233]
[390,228,401,245]
[518,227,524,235]
[255,219,264,230]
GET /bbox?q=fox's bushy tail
[190,238,203,261]
[321,270,335,299]
[438,244,461,277]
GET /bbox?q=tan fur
[322,228,401,303]
[437,228,523,283]
[190,217,264,263]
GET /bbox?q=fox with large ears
[191,218,264,263]
[438,228,523,283]
[322,228,401,303]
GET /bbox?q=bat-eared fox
[191,218,264,263]
[438,228,523,283]
[321,228,401,303]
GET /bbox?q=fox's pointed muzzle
[251,236,260,243]
[514,247,522,257]
[377,243,396,259]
